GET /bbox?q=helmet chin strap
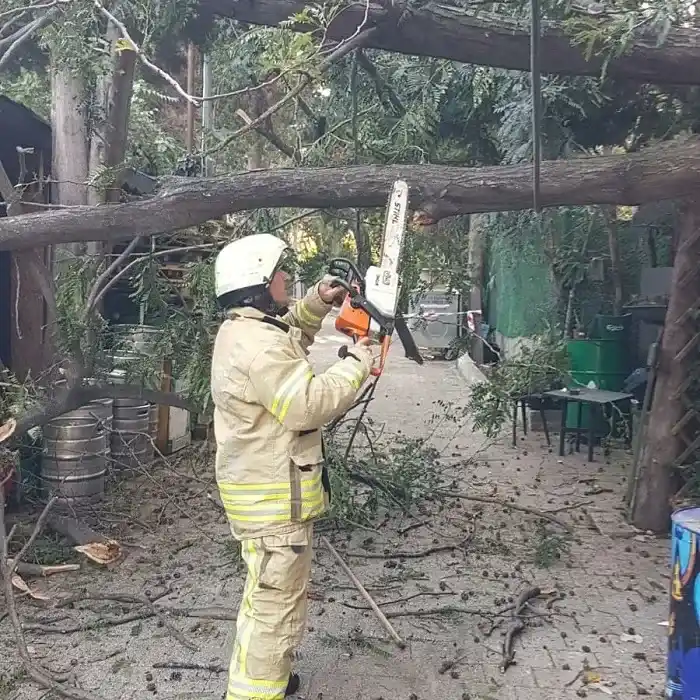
[244,289,278,315]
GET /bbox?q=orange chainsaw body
[335,291,390,377]
[335,291,371,339]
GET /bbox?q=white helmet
[215,233,290,299]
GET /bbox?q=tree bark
[4,137,700,252]
[631,198,700,532]
[200,0,700,85]
[51,67,89,233]
[90,23,137,205]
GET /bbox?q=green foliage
[400,215,471,309]
[0,668,26,698]
[0,68,50,120]
[296,248,331,288]
[54,257,109,373]
[169,259,219,414]
[41,0,103,79]
[532,522,572,568]
[127,81,184,175]
[564,0,681,78]
[466,335,569,438]
[322,433,444,528]
[0,368,36,425]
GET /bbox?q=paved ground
[0,315,670,700]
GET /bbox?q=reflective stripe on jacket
[211,284,373,539]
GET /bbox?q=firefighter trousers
[227,523,313,700]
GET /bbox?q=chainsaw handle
[328,277,357,296]
[328,258,364,288]
[338,338,389,378]
[338,344,382,377]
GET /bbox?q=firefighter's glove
[318,275,348,307]
[354,337,380,370]
[327,259,354,283]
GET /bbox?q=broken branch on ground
[23,592,237,636]
[501,586,542,672]
[344,534,472,559]
[340,590,455,610]
[0,490,101,700]
[436,489,573,534]
[321,535,406,649]
[152,661,227,673]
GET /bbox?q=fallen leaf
[74,540,122,565]
[0,418,16,444]
[11,573,51,600]
[114,37,136,53]
[620,633,644,644]
[587,683,614,696]
[583,670,602,685]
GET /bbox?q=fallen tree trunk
[200,0,700,85]
[2,137,700,251]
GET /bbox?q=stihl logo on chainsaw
[389,199,403,224]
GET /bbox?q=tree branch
[93,0,199,105]
[234,108,299,162]
[7,497,58,577]
[0,9,57,70]
[1,136,700,251]
[0,491,101,700]
[201,0,700,86]
[356,50,405,116]
[1,384,194,447]
[25,255,58,324]
[208,27,378,155]
[0,0,56,23]
[0,158,22,216]
[84,237,141,315]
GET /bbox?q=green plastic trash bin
[587,313,632,342]
[565,337,630,432]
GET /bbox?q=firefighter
[211,233,377,699]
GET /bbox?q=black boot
[285,673,300,697]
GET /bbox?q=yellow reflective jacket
[211,284,373,539]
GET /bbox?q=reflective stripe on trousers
[227,524,313,700]
[219,473,325,524]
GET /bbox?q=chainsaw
[329,180,423,376]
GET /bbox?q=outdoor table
[544,388,634,463]
[511,393,551,447]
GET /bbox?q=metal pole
[186,43,196,153]
[530,0,542,213]
[202,53,213,176]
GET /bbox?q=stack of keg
[42,397,113,509]
[111,398,152,470]
[108,324,161,470]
